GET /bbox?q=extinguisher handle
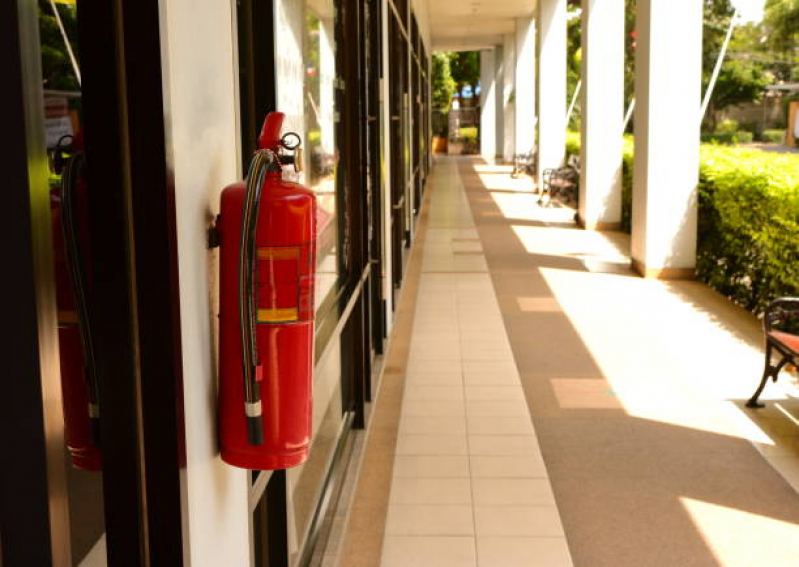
[61,149,102,445]
[258,112,285,151]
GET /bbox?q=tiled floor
[338,156,799,567]
[380,160,572,567]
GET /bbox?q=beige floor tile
[463,360,519,382]
[465,386,527,402]
[466,400,530,417]
[385,506,475,536]
[474,506,565,537]
[382,536,477,567]
[476,537,572,567]
[393,455,471,478]
[390,478,472,505]
[468,435,541,456]
[470,455,548,478]
[400,416,467,436]
[396,434,469,456]
[468,416,535,435]
[406,359,462,374]
[404,385,464,402]
[406,371,464,386]
[402,399,465,417]
[472,478,555,506]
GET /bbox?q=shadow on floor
[458,157,799,567]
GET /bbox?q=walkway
[336,157,799,567]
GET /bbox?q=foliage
[39,0,80,91]
[697,146,799,313]
[567,8,582,130]
[449,51,480,96]
[432,52,456,111]
[705,60,771,130]
[761,0,799,75]
[458,127,478,142]
[563,133,799,314]
[701,130,755,144]
[762,129,786,143]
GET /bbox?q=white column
[631,0,703,278]
[515,17,537,157]
[579,0,624,230]
[494,45,505,159]
[480,49,497,159]
[503,33,516,162]
[537,0,567,186]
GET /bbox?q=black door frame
[1,1,187,565]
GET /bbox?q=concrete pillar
[480,49,497,158]
[537,0,567,186]
[494,45,504,158]
[631,0,703,278]
[503,33,516,163]
[515,17,536,157]
[579,0,624,230]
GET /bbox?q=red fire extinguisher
[51,133,102,471]
[218,112,316,470]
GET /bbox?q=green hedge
[562,132,799,314]
[762,129,785,144]
[697,146,799,313]
[700,131,755,144]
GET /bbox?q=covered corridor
[333,157,799,567]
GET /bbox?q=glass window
[303,4,338,315]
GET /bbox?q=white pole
[49,0,81,87]
[700,10,738,124]
[623,98,635,132]
[566,79,581,128]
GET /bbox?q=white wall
[381,0,394,329]
[515,17,536,156]
[579,0,624,229]
[631,0,703,273]
[480,49,497,158]
[537,0,567,185]
[158,0,249,564]
[502,33,516,163]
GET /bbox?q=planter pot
[432,136,448,154]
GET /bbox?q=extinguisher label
[256,246,302,324]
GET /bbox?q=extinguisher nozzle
[247,416,264,446]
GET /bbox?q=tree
[707,59,771,129]
[432,52,456,111]
[448,51,480,99]
[39,0,80,91]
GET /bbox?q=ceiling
[429,0,537,52]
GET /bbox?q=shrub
[762,129,786,144]
[560,134,799,314]
[717,119,740,134]
[696,146,799,314]
[700,131,755,144]
[458,126,478,142]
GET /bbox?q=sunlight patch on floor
[680,497,799,567]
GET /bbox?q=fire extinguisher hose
[239,149,276,446]
[61,150,102,444]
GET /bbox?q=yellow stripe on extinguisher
[59,310,79,324]
[257,248,299,261]
[257,307,298,323]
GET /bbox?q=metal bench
[746,297,799,408]
[511,149,537,179]
[541,155,580,206]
